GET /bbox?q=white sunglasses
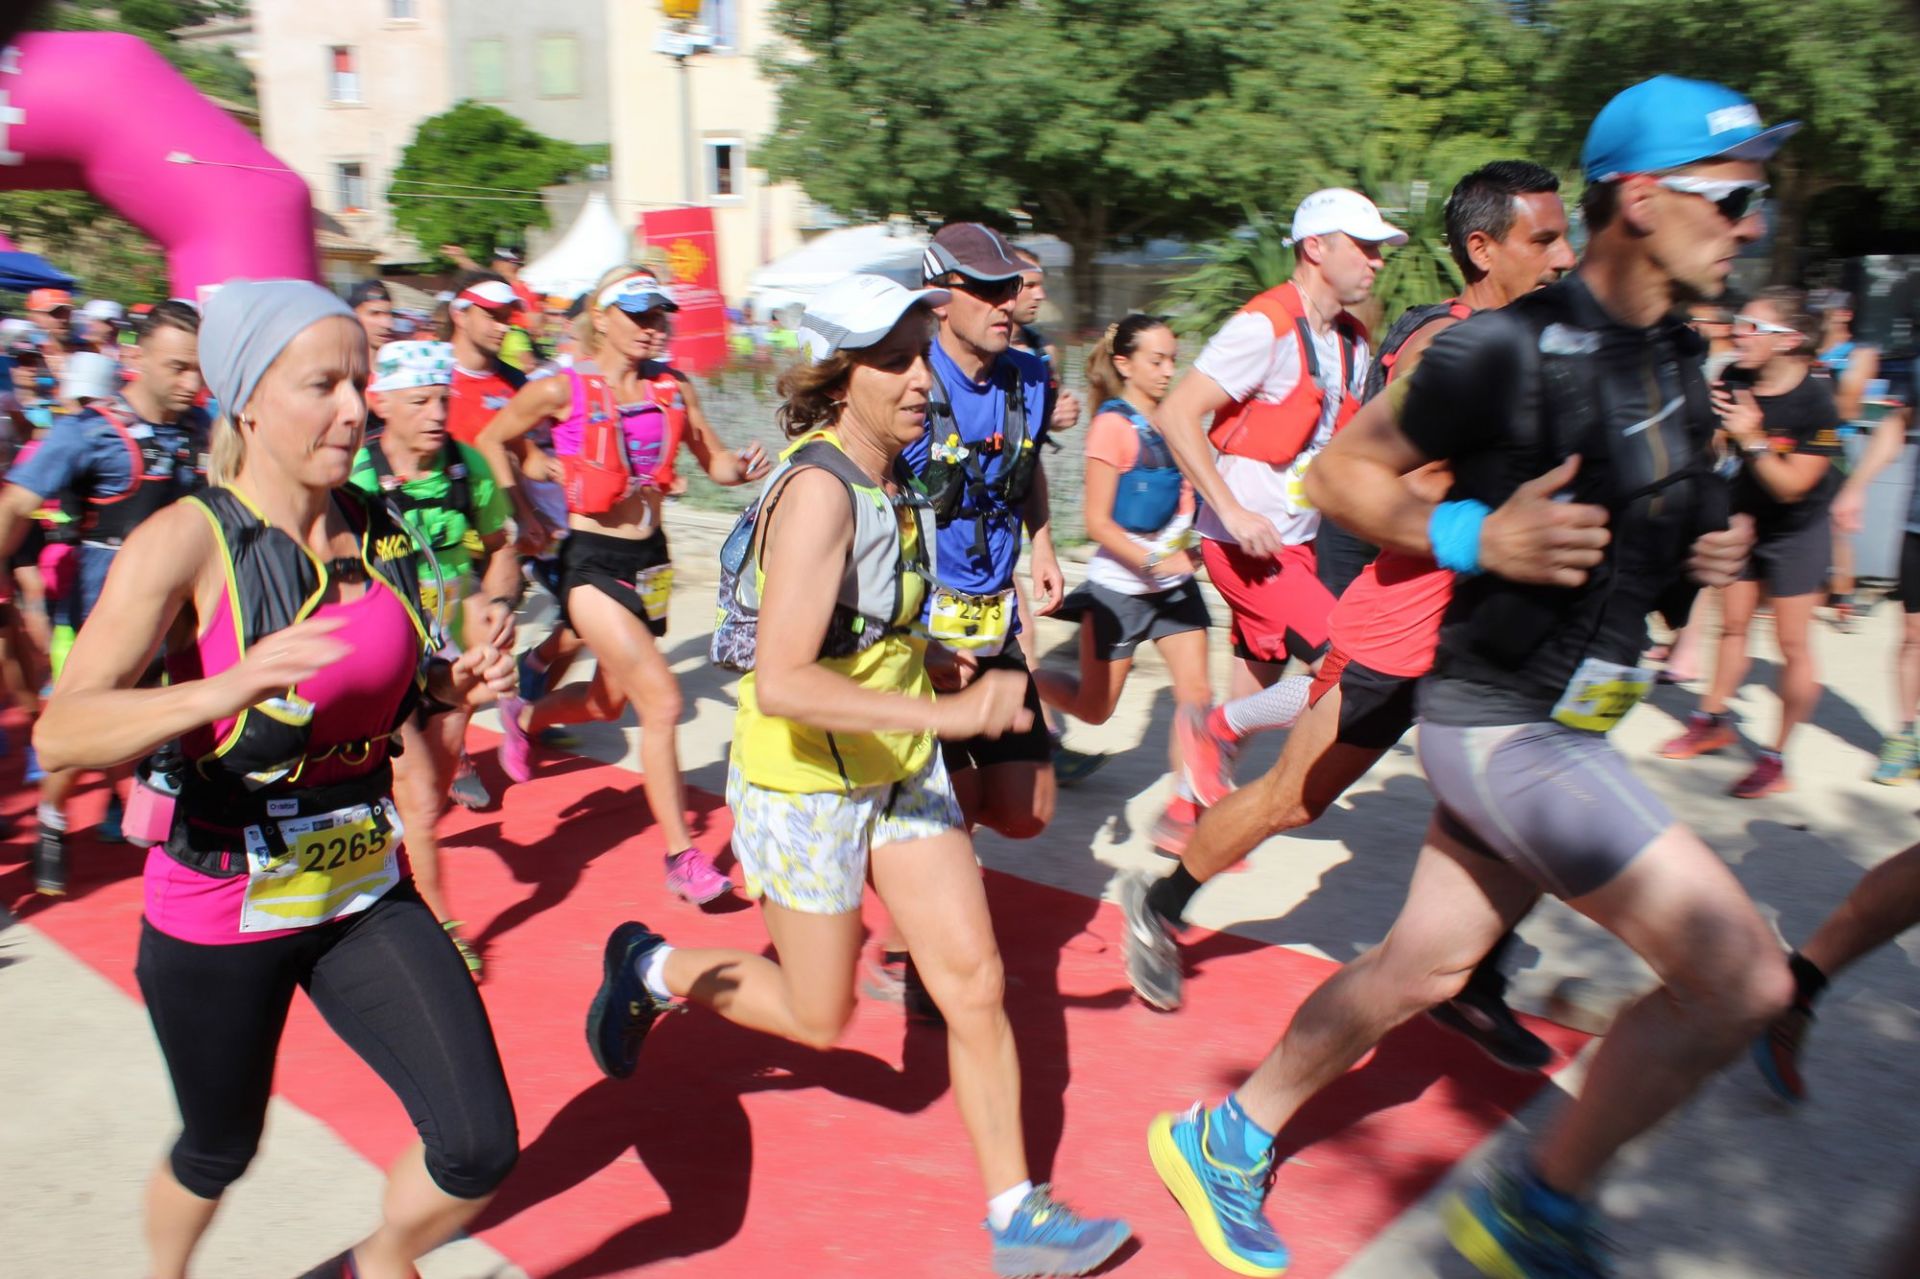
[1733,314,1800,338]
[1655,176,1769,221]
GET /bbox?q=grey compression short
[1417,720,1676,899]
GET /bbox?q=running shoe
[1659,711,1735,760]
[22,742,43,784]
[1119,871,1183,1012]
[1751,1002,1812,1103]
[987,1184,1132,1278]
[1147,1103,1289,1277]
[1872,732,1919,785]
[495,695,533,784]
[448,754,491,811]
[586,920,676,1079]
[664,848,732,906]
[1429,988,1553,1072]
[97,791,125,843]
[32,826,65,896]
[516,649,549,702]
[1444,1166,1614,1278]
[1729,752,1788,799]
[1052,747,1109,787]
[1150,806,1196,859]
[862,948,946,1024]
[1826,595,1860,634]
[1176,703,1237,807]
[539,725,582,751]
[444,920,483,981]
[902,955,946,1025]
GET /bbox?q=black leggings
[134,882,518,1201]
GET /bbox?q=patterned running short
[725,750,965,914]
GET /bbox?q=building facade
[252,0,454,272]
[608,0,826,305]
[444,0,611,149]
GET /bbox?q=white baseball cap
[798,274,952,364]
[1286,188,1408,248]
[61,351,121,402]
[450,279,518,312]
[81,299,126,322]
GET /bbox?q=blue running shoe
[1148,1104,1289,1276]
[517,650,549,703]
[23,742,43,784]
[988,1184,1130,1278]
[1444,1167,1614,1278]
[97,792,125,844]
[585,920,676,1079]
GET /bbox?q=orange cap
[27,288,72,312]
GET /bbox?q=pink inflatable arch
[0,31,318,297]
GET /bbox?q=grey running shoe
[1119,871,1182,1011]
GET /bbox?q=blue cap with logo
[1582,76,1800,183]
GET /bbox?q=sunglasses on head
[949,274,1023,306]
[1655,175,1769,222]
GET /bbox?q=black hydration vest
[64,403,207,545]
[915,360,1038,560]
[362,437,476,555]
[162,487,439,873]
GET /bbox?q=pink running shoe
[1176,703,1237,808]
[665,848,732,905]
[496,696,534,784]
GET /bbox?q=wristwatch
[1742,439,1770,457]
[1143,551,1165,578]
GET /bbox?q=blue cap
[1582,76,1800,183]
[597,274,678,314]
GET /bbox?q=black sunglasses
[950,275,1023,306]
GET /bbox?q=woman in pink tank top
[35,280,520,1279]
[477,264,771,905]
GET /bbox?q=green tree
[758,0,1385,328]
[390,103,591,270]
[1531,0,1920,280]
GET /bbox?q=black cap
[347,279,392,309]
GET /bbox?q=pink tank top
[146,581,421,944]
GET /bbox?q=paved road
[5,517,1916,1277]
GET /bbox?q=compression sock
[1205,1094,1275,1168]
[1221,674,1313,740]
[987,1180,1035,1231]
[1147,863,1204,928]
[1787,950,1828,1010]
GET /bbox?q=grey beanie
[200,279,356,420]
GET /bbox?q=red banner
[641,206,728,374]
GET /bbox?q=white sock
[634,942,676,1002]
[37,803,66,833]
[1223,673,1313,740]
[987,1179,1035,1231]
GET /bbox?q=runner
[32,279,518,1279]
[0,302,208,895]
[586,274,1130,1277]
[479,269,770,905]
[1123,163,1575,1060]
[1146,76,1792,1278]
[1752,838,1920,1102]
[1156,189,1402,789]
[1810,288,1877,630]
[909,222,1061,840]
[1660,288,1841,798]
[348,278,396,354]
[25,287,76,378]
[346,339,521,977]
[1034,314,1213,843]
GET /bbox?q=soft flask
[124,742,184,848]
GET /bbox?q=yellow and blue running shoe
[1444,1166,1614,1278]
[1148,1103,1289,1276]
[986,1184,1131,1277]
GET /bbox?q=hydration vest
[362,437,477,556]
[176,486,436,799]
[712,433,933,674]
[558,362,684,514]
[916,359,1038,559]
[1362,299,1474,403]
[65,402,207,545]
[1207,282,1367,467]
[1100,399,1184,534]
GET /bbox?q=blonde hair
[209,414,245,487]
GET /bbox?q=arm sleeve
[7,414,92,498]
[1397,313,1531,463]
[1083,411,1141,470]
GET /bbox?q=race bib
[927,586,1014,656]
[240,800,403,933]
[1282,451,1316,511]
[636,563,674,623]
[1551,658,1653,733]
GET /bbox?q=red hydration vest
[559,364,685,515]
[1206,282,1369,468]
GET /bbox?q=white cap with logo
[1285,188,1408,248]
[798,274,951,364]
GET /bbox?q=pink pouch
[39,541,74,600]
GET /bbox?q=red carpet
[4,720,1586,1278]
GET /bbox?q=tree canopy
[389,102,592,270]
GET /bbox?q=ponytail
[1084,313,1169,408]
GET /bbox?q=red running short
[1199,537,1333,666]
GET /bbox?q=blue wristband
[1429,499,1491,576]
